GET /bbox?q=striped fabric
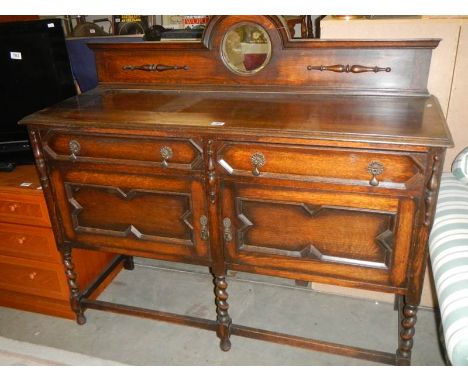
[429,172,468,365]
[451,147,468,184]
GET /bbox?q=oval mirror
[221,22,272,75]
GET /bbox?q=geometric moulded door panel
[222,183,415,288]
[50,167,209,261]
[65,183,194,245]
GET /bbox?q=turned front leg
[214,275,232,351]
[61,245,86,325]
[396,296,418,365]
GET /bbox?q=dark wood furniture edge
[20,116,454,150]
[88,39,441,51]
[71,82,435,97]
[93,82,434,97]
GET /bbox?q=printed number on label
[10,52,22,60]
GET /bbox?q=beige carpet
[0,336,126,366]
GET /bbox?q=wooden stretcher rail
[81,292,398,365]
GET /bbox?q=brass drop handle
[200,215,209,241]
[223,217,233,242]
[17,236,27,245]
[29,272,37,280]
[69,140,81,161]
[160,146,173,168]
[251,152,266,176]
[8,204,18,212]
[368,161,384,186]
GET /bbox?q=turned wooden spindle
[397,301,418,364]
[62,245,86,325]
[214,275,232,351]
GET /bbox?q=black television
[0,18,76,170]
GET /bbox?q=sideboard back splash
[90,15,438,95]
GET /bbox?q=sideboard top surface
[21,87,453,148]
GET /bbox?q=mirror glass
[221,23,272,75]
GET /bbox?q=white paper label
[115,18,120,22]
[47,23,55,28]
[90,29,96,34]
[20,182,32,187]
[210,121,225,126]
[10,52,22,60]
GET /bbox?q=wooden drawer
[0,222,60,264]
[217,142,426,190]
[0,255,68,300]
[43,131,203,171]
[0,192,50,227]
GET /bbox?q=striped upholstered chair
[429,149,468,365]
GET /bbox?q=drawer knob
[8,204,18,212]
[160,146,173,168]
[251,152,266,176]
[17,236,27,245]
[368,161,384,186]
[69,140,81,160]
[223,217,233,242]
[29,272,37,280]
[200,215,209,241]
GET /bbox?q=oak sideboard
[20,16,453,365]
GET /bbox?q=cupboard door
[49,167,210,263]
[221,182,415,289]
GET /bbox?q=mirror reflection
[221,23,272,75]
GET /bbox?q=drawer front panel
[217,143,425,189]
[50,168,209,261]
[0,192,50,227]
[44,131,203,170]
[221,183,415,288]
[0,255,68,299]
[0,223,60,263]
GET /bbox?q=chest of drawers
[0,166,123,318]
[20,16,453,364]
